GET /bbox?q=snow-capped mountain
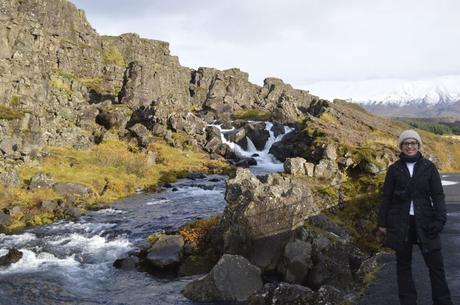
[304,75,460,118]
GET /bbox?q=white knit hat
[399,129,422,148]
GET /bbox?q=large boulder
[168,113,207,136]
[284,157,307,175]
[269,131,312,162]
[278,239,313,284]
[314,159,338,179]
[52,182,93,199]
[0,210,12,230]
[182,254,263,302]
[306,230,354,291]
[29,172,55,189]
[128,123,152,147]
[96,107,131,130]
[0,170,20,187]
[146,235,184,269]
[244,122,270,151]
[218,168,337,270]
[225,127,248,149]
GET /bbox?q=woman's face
[401,137,419,156]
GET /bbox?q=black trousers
[396,216,453,305]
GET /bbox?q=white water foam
[0,248,9,257]
[210,121,294,173]
[46,221,117,234]
[93,208,125,215]
[48,233,132,261]
[0,248,80,274]
[146,199,171,206]
[0,232,37,248]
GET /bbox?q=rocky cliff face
[0,0,328,172]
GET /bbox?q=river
[0,175,227,305]
[0,122,292,305]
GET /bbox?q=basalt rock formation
[0,0,331,174]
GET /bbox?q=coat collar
[394,156,430,178]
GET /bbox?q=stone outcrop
[52,182,93,199]
[28,172,54,189]
[182,254,263,302]
[284,157,315,176]
[217,168,338,270]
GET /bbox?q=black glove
[423,221,444,238]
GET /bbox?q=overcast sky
[70,0,460,96]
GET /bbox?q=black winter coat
[378,157,447,253]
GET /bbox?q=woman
[378,130,453,305]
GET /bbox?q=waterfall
[211,122,294,175]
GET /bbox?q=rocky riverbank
[3,1,460,304]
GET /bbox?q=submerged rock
[182,254,262,302]
[235,157,257,168]
[113,255,140,271]
[146,235,184,269]
[0,248,23,267]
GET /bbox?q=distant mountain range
[306,75,460,118]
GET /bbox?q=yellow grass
[16,139,230,206]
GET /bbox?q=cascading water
[213,121,294,175]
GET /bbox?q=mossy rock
[179,253,217,276]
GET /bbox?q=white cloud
[71,0,460,88]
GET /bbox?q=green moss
[30,212,55,226]
[233,109,271,120]
[325,173,386,254]
[147,231,166,245]
[0,104,24,120]
[80,77,104,93]
[103,47,125,67]
[10,95,21,107]
[313,184,339,198]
